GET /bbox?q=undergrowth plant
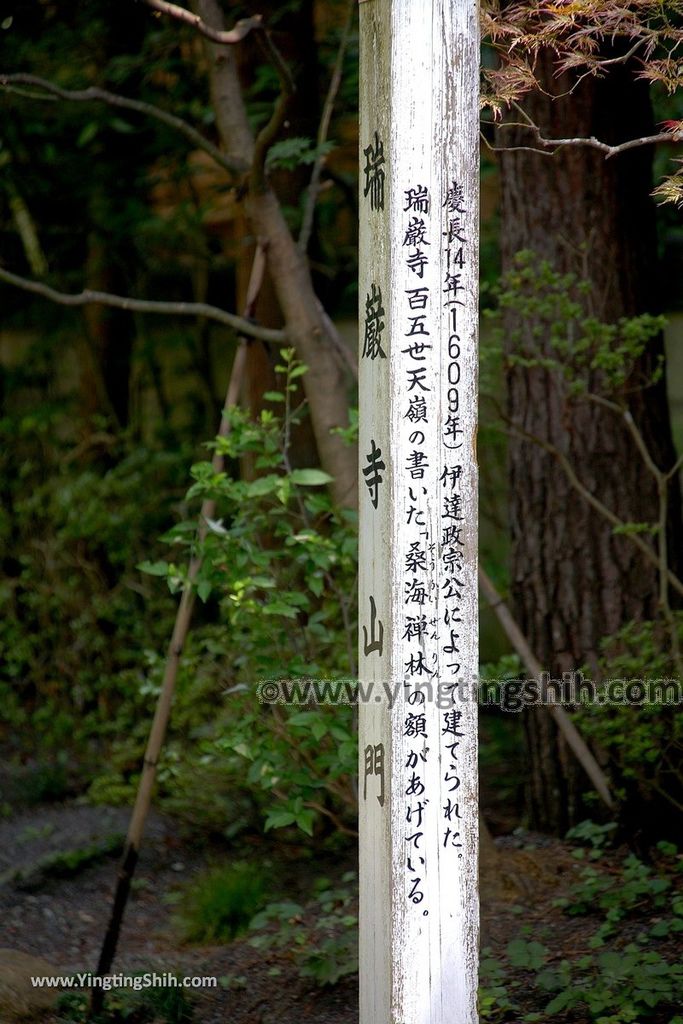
[485,251,683,829]
[57,981,194,1023]
[130,349,359,838]
[249,872,358,986]
[479,827,683,1024]
[174,861,270,943]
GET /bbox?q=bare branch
[508,417,683,600]
[666,451,683,483]
[298,0,355,253]
[250,31,296,193]
[481,130,555,158]
[316,298,358,381]
[141,0,262,45]
[587,393,664,479]
[0,73,247,176]
[0,266,286,344]
[497,108,683,158]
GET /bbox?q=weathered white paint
[359,2,479,1023]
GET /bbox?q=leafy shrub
[574,615,683,821]
[486,250,666,398]
[0,419,189,755]
[175,861,270,943]
[134,350,359,837]
[250,872,358,986]
[57,980,194,1023]
[479,835,683,1023]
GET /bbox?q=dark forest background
[1,2,683,1022]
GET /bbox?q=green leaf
[77,122,99,147]
[290,469,333,487]
[506,939,548,970]
[296,809,316,836]
[110,117,136,134]
[312,720,328,741]
[264,810,297,831]
[263,601,298,619]
[246,474,281,497]
[137,560,169,576]
[265,137,334,171]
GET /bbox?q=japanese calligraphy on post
[358,2,479,1023]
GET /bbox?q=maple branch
[141,0,262,45]
[497,99,683,158]
[488,125,682,158]
[0,266,286,344]
[481,130,555,158]
[0,73,247,176]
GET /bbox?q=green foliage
[250,872,358,986]
[0,834,123,889]
[480,838,683,1023]
[265,137,335,171]
[0,402,189,755]
[135,350,359,838]
[573,614,683,814]
[175,861,270,943]
[556,853,674,946]
[486,251,666,397]
[1,339,359,839]
[565,819,618,859]
[57,980,193,1023]
[479,952,519,1023]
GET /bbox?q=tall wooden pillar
[358,2,480,1021]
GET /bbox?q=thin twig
[587,393,664,480]
[497,106,683,158]
[0,73,247,176]
[665,450,683,482]
[298,0,355,253]
[250,31,296,193]
[0,266,286,344]
[481,130,555,158]
[141,0,262,45]
[507,417,683,600]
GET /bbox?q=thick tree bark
[500,53,683,832]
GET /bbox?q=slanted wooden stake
[358,2,480,1021]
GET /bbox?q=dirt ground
[0,791,680,1024]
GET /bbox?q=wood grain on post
[359,2,480,1022]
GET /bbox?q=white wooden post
[358,2,479,1022]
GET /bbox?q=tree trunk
[81,230,134,430]
[499,52,683,832]
[194,0,358,509]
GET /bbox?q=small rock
[0,948,62,1021]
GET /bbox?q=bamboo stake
[478,566,615,811]
[89,247,266,1016]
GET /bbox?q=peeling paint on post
[358,2,479,1022]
